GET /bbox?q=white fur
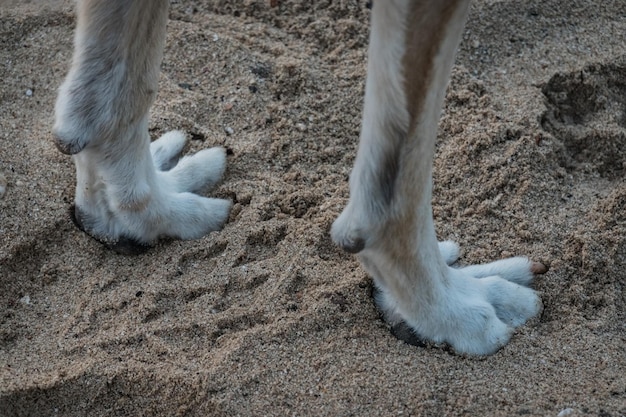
[439,240,460,265]
[150,130,187,171]
[72,122,230,243]
[374,255,542,355]
[332,0,542,355]
[54,0,230,245]
[53,0,544,355]
[331,1,411,252]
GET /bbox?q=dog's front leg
[332,0,546,355]
[54,0,231,253]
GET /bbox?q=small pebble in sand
[224,126,234,136]
[296,123,307,132]
[25,88,33,96]
[19,295,31,305]
[557,408,575,417]
[0,172,6,198]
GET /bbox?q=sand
[1,0,625,416]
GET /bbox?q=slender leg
[54,0,230,253]
[332,0,546,355]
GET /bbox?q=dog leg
[54,0,231,253]
[332,0,546,355]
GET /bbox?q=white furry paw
[372,242,546,356]
[73,130,231,254]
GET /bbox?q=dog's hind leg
[54,0,231,253]
[332,0,546,355]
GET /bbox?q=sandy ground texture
[1,0,625,416]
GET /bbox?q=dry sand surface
[1,1,625,416]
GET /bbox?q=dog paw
[372,243,546,355]
[73,129,231,253]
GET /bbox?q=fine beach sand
[1,1,625,415]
